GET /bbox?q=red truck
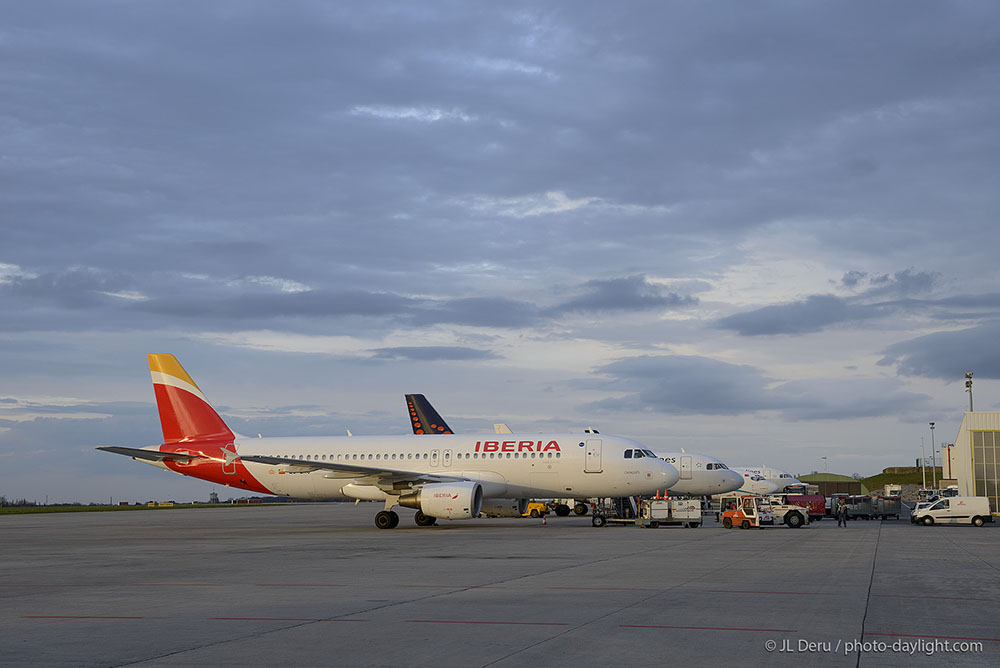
[784,494,826,522]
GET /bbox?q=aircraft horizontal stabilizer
[96,446,201,463]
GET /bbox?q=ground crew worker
[836,499,848,527]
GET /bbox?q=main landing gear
[414,510,437,527]
[373,502,439,530]
[374,510,399,529]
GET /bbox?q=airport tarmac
[2,503,997,668]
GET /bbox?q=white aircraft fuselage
[654,451,744,495]
[141,433,679,501]
[733,466,803,493]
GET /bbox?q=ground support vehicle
[718,495,775,529]
[911,496,994,526]
[641,498,702,528]
[784,493,825,522]
[872,496,901,520]
[553,498,591,516]
[763,496,809,528]
[846,495,874,520]
[522,501,549,518]
[590,498,639,527]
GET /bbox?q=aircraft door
[443,449,452,467]
[585,439,602,473]
[430,449,440,467]
[680,455,692,479]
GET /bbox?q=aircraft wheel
[414,510,436,527]
[375,511,399,530]
[554,504,571,517]
[573,503,589,516]
[740,520,750,530]
[922,516,934,526]
[973,516,984,527]
[529,509,540,518]
[723,517,733,529]
[592,515,607,528]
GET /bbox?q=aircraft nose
[762,480,779,494]
[725,471,743,489]
[661,460,680,489]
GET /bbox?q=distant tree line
[0,496,38,507]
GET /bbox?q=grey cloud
[132,290,416,320]
[409,297,543,328]
[590,355,784,415]
[370,346,499,361]
[772,379,932,421]
[589,354,931,420]
[878,323,1000,380]
[715,295,881,336]
[550,275,697,314]
[841,269,939,298]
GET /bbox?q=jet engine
[480,498,529,518]
[399,482,483,520]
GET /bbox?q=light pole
[929,422,937,490]
[920,437,927,489]
[821,456,828,473]
[966,372,974,412]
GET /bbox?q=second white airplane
[404,395,742,497]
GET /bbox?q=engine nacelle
[399,482,484,520]
[480,498,529,518]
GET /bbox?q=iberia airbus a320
[98,355,680,529]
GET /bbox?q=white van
[911,496,994,527]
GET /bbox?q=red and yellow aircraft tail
[148,354,234,444]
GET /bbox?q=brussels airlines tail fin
[404,394,453,434]
[148,354,234,443]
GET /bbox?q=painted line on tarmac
[703,589,823,595]
[400,584,503,589]
[408,620,569,626]
[622,624,797,633]
[130,583,221,587]
[867,632,1000,643]
[545,587,657,591]
[255,584,347,587]
[210,617,366,622]
[23,615,146,619]
[874,593,993,602]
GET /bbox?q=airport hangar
[947,411,1000,514]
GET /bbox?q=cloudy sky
[2,2,998,503]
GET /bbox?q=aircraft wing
[238,454,466,487]
[97,446,202,463]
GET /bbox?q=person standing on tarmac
[836,499,848,527]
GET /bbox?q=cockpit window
[633,449,645,458]
[642,449,657,458]
[623,450,632,459]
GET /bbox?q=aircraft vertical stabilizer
[405,394,453,434]
[148,354,234,443]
